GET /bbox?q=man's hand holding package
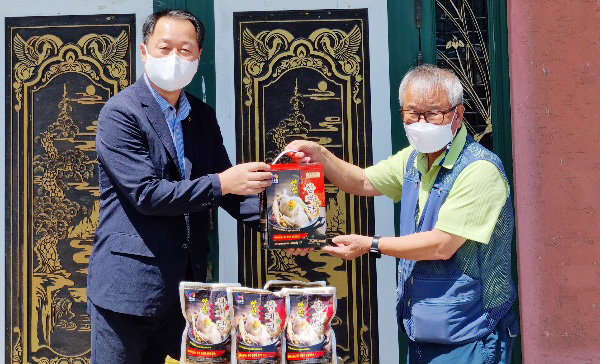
[285,140,324,164]
[284,234,371,259]
[321,234,371,260]
[219,162,272,195]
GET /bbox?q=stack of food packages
[179,280,337,364]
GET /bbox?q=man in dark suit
[87,10,272,364]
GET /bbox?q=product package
[261,159,327,249]
[180,282,241,364]
[263,280,326,292]
[282,287,337,364]
[228,287,288,364]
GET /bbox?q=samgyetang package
[179,282,240,363]
[228,287,287,364]
[282,287,337,364]
[261,152,326,249]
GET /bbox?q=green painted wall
[387,1,420,361]
[487,2,521,363]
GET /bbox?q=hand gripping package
[228,287,287,364]
[261,153,327,249]
[180,282,241,364]
[281,287,337,364]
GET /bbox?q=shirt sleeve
[435,160,509,244]
[364,147,413,203]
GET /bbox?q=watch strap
[370,235,382,258]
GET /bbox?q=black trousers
[89,260,195,364]
[89,300,185,364]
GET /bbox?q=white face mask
[143,45,199,92]
[403,112,457,153]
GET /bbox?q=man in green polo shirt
[286,65,518,363]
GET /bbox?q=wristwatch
[370,235,382,258]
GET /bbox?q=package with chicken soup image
[228,287,287,364]
[179,282,240,364]
[281,287,337,363]
[261,151,327,249]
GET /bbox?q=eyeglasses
[400,105,457,125]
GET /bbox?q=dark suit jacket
[87,77,258,316]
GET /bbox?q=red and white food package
[281,287,337,364]
[228,287,287,364]
[180,282,241,364]
[261,162,327,249]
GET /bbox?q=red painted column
[507,1,600,362]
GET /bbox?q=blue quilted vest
[396,135,516,344]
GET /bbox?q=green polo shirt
[365,125,508,244]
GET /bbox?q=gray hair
[398,65,463,107]
[142,9,205,48]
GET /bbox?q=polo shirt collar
[415,124,467,174]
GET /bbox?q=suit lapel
[134,77,182,178]
[184,102,207,180]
